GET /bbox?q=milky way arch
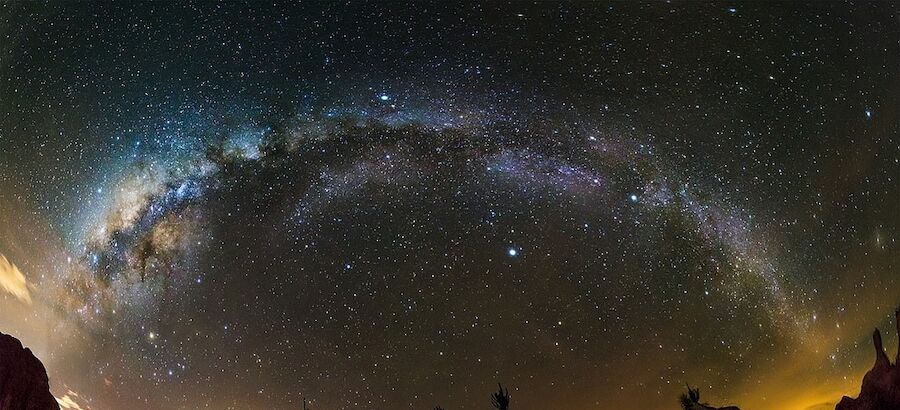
[55,105,806,339]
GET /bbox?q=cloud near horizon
[0,253,32,305]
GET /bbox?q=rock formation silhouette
[679,386,740,410]
[0,331,59,410]
[836,307,900,410]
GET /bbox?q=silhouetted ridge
[0,331,59,410]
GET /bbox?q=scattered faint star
[0,3,893,409]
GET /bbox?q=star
[0,3,893,410]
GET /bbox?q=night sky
[0,2,897,409]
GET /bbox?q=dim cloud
[0,253,32,305]
[56,389,92,410]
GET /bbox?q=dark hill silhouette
[0,331,59,409]
[836,308,900,410]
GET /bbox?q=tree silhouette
[491,383,510,410]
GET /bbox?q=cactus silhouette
[491,383,510,410]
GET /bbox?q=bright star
[507,248,518,257]
[379,95,390,101]
[629,194,638,202]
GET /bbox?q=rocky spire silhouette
[836,307,900,410]
[0,331,59,410]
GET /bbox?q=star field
[0,2,897,409]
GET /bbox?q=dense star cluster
[0,2,897,410]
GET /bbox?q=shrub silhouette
[491,383,510,410]
[679,385,740,410]
[679,385,701,409]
